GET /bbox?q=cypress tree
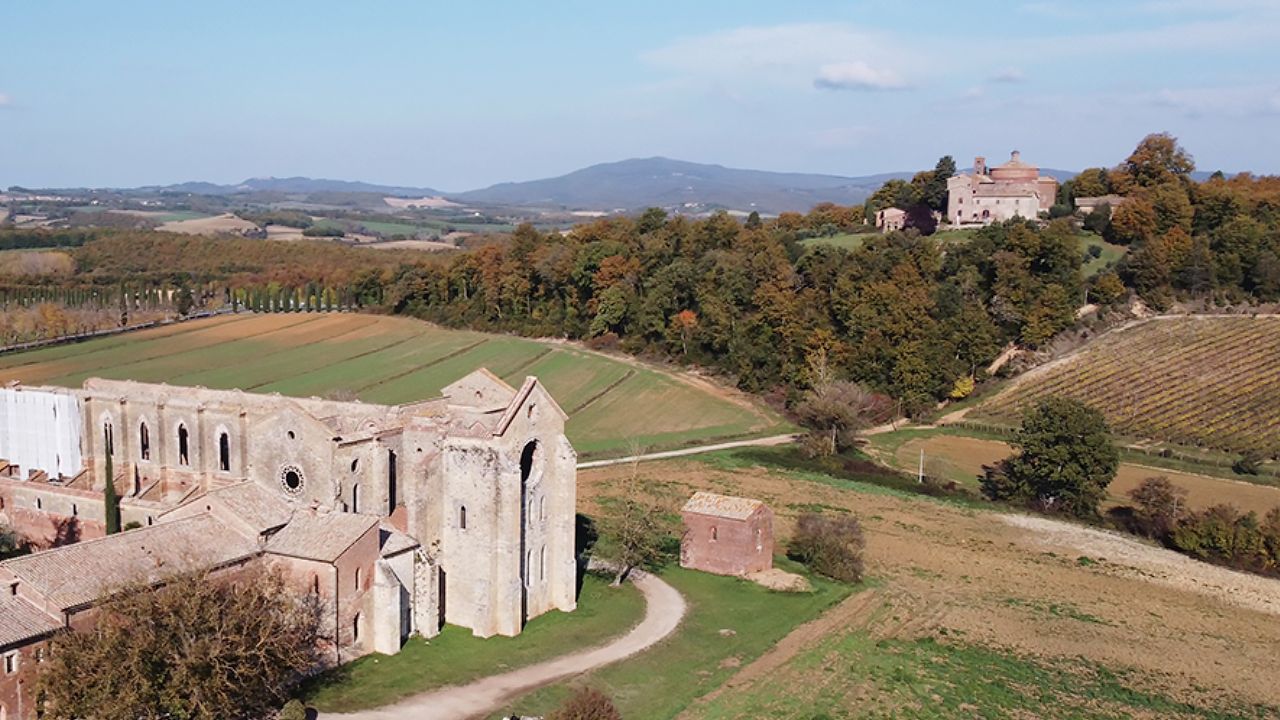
[103,443,120,534]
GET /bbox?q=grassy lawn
[800,232,875,250]
[685,631,1278,719]
[1079,231,1126,277]
[304,572,645,712]
[497,559,856,719]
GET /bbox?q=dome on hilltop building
[989,150,1039,182]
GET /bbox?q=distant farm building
[947,151,1058,226]
[680,491,773,576]
[1074,194,1126,215]
[875,207,907,233]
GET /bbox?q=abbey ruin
[0,370,577,718]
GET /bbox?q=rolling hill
[451,157,913,214]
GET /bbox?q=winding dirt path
[577,433,798,470]
[324,570,686,720]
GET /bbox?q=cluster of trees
[34,570,324,720]
[786,512,866,583]
[0,227,97,250]
[1064,134,1280,306]
[1127,476,1280,577]
[388,213,1083,412]
[0,303,168,346]
[861,155,957,235]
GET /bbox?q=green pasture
[0,313,790,457]
[499,561,854,720]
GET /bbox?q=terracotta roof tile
[682,491,765,521]
[0,593,60,648]
[1,515,259,611]
[265,511,378,563]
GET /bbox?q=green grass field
[498,560,854,719]
[0,312,790,457]
[1079,232,1126,277]
[304,572,645,712]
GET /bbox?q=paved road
[577,433,798,470]
[325,570,687,720]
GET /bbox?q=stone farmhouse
[946,151,1059,226]
[0,369,577,719]
[875,207,907,233]
[680,491,773,577]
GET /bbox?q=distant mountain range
[12,157,1100,214]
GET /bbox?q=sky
[3,0,1279,190]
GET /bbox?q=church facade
[0,369,577,719]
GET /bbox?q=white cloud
[990,67,1026,83]
[641,23,918,92]
[1145,85,1280,118]
[814,61,907,91]
[0,93,11,107]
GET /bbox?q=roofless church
[0,369,578,718]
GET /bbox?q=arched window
[540,545,547,582]
[756,528,763,552]
[103,421,114,457]
[539,495,547,522]
[710,526,718,541]
[459,505,467,530]
[387,449,398,513]
[177,424,189,466]
[352,612,361,643]
[354,567,361,592]
[139,422,150,461]
[311,574,320,596]
[218,432,230,472]
[351,484,360,514]
[525,549,533,588]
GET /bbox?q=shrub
[279,699,307,720]
[1127,476,1187,540]
[550,687,621,720]
[787,513,865,583]
[1233,449,1264,475]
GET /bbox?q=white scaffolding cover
[0,387,83,479]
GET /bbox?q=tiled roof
[265,511,378,563]
[379,523,420,558]
[203,482,293,535]
[682,491,765,520]
[0,593,60,649]
[0,515,259,611]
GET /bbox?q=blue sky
[3,1,1278,190]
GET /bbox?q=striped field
[0,313,789,458]
[974,316,1280,455]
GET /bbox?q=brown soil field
[892,433,1280,515]
[158,212,259,235]
[363,239,457,252]
[580,458,1280,711]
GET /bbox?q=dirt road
[324,570,686,720]
[577,434,798,469]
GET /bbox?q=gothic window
[459,505,467,530]
[311,574,320,596]
[539,495,547,522]
[540,545,547,582]
[710,526,718,541]
[280,465,305,496]
[177,424,189,466]
[352,612,361,643]
[354,567,362,592]
[387,450,398,512]
[218,432,230,472]
[351,484,360,514]
[103,421,114,457]
[139,422,150,461]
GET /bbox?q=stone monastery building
[0,369,577,719]
[946,151,1059,226]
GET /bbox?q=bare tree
[597,443,674,585]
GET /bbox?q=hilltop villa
[946,151,1059,226]
[0,370,577,719]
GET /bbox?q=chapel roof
[682,491,766,520]
[265,511,379,563]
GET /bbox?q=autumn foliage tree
[35,570,324,720]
